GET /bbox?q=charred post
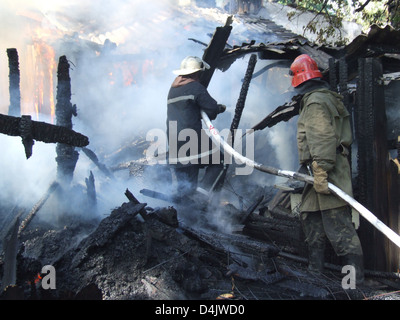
[85,171,97,213]
[229,53,257,145]
[355,58,390,271]
[328,58,337,89]
[0,114,89,158]
[18,181,59,234]
[55,55,79,184]
[7,48,21,117]
[200,16,233,88]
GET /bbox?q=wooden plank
[7,48,21,117]
[200,16,233,88]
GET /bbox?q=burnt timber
[1,6,400,301]
[55,55,80,185]
[7,48,21,117]
[217,17,400,272]
[0,113,89,158]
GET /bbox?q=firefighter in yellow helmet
[290,54,364,284]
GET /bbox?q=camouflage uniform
[296,83,363,272]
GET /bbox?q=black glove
[218,104,226,113]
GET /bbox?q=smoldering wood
[180,223,280,260]
[226,262,286,286]
[200,16,233,88]
[329,58,337,89]
[0,114,89,158]
[248,94,303,133]
[242,207,307,256]
[55,55,79,184]
[69,202,147,268]
[355,58,389,271]
[229,53,257,145]
[0,215,21,292]
[85,171,97,211]
[81,147,114,179]
[18,181,59,235]
[139,188,207,211]
[20,115,34,159]
[125,188,159,263]
[240,195,264,225]
[125,188,149,221]
[140,188,173,202]
[7,48,21,117]
[188,38,208,47]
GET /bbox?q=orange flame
[27,273,42,285]
[20,16,59,123]
[32,39,56,122]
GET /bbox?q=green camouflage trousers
[300,206,363,256]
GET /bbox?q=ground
[2,195,400,300]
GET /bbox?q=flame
[33,22,57,122]
[17,11,59,122]
[110,61,140,87]
[142,59,154,77]
[31,33,56,122]
[27,273,42,285]
[117,59,154,87]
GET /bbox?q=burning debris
[1,2,400,302]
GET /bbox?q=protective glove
[218,104,226,114]
[311,160,330,194]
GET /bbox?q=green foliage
[276,0,400,45]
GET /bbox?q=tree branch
[355,0,372,12]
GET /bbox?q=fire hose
[201,110,400,249]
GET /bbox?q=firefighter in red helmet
[289,54,323,87]
[290,54,365,284]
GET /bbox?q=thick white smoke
[0,1,298,228]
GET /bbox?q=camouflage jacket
[297,88,353,212]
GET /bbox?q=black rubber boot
[342,254,365,285]
[307,247,325,272]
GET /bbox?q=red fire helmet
[289,54,323,87]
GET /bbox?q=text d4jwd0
[199,304,245,317]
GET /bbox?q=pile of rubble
[2,179,400,300]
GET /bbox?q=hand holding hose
[311,161,330,194]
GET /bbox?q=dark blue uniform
[167,75,224,198]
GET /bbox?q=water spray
[201,110,400,249]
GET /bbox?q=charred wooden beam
[248,94,303,133]
[18,181,59,234]
[0,114,89,158]
[7,48,21,117]
[81,147,114,178]
[298,44,332,71]
[230,53,257,144]
[200,16,233,88]
[85,171,97,212]
[180,223,280,259]
[329,58,337,89]
[69,201,147,268]
[356,58,391,272]
[125,188,148,221]
[242,210,307,256]
[55,56,79,184]
[0,215,21,292]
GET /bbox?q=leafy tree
[276,0,400,44]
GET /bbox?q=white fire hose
[201,110,400,249]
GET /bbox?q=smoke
[0,1,299,229]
